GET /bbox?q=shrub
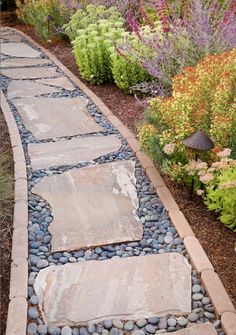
[138,47,236,168]
[72,18,125,84]
[63,4,124,41]
[121,0,236,95]
[16,0,74,40]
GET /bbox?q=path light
[183,130,214,199]
[44,15,53,42]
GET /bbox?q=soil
[0,110,14,334]
[1,10,236,312]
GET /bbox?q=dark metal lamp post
[183,130,214,199]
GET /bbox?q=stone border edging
[0,91,28,335]
[3,27,236,335]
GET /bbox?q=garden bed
[1,10,236,309]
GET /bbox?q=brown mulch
[0,110,14,334]
[1,11,236,310]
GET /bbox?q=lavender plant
[118,0,236,96]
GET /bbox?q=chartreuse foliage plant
[16,0,74,40]
[139,47,236,168]
[63,4,124,41]
[183,149,236,230]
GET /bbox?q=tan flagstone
[1,34,23,42]
[36,77,75,91]
[32,161,142,251]
[1,67,61,79]
[12,97,101,140]
[162,323,217,334]
[1,42,41,58]
[8,80,61,99]
[1,57,52,68]
[29,135,121,170]
[34,253,191,326]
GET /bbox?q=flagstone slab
[1,66,61,79]
[32,161,142,251]
[36,77,75,91]
[0,57,52,68]
[1,34,23,42]
[162,323,217,335]
[34,253,191,326]
[12,97,101,140]
[1,42,41,58]
[8,80,61,99]
[29,135,121,170]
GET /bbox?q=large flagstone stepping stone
[32,161,142,251]
[1,42,41,58]
[1,66,61,79]
[1,34,23,42]
[162,323,217,335]
[0,57,52,68]
[12,97,101,140]
[34,253,191,326]
[29,135,121,170]
[8,80,61,99]
[36,77,75,91]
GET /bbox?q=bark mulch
[1,12,236,311]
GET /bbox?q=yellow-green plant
[16,0,74,40]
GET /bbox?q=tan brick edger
[0,90,28,335]
[2,27,236,334]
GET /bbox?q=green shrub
[16,0,74,40]
[64,4,124,41]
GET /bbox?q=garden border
[1,91,28,335]
[2,27,236,335]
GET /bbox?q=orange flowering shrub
[139,47,236,168]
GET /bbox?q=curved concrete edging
[0,91,28,335]
[3,27,236,335]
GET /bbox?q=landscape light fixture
[183,130,214,199]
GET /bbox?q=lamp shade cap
[183,131,214,150]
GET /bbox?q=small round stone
[177,317,188,327]
[188,313,199,322]
[109,327,119,335]
[80,327,89,335]
[104,320,113,329]
[30,295,39,305]
[164,236,173,244]
[88,324,96,334]
[132,331,145,335]
[124,321,134,331]
[38,324,47,334]
[192,284,201,293]
[37,259,48,269]
[213,320,221,328]
[61,326,72,335]
[202,297,210,305]
[112,320,123,329]
[192,293,204,301]
[72,329,79,335]
[158,317,167,329]
[48,326,61,335]
[136,319,147,328]
[102,330,109,335]
[145,324,156,333]
[27,323,37,335]
[167,317,177,327]
[148,316,159,324]
[204,311,215,319]
[28,307,38,319]
[59,257,68,264]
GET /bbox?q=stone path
[1,29,224,335]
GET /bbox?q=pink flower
[163,143,176,155]
[199,173,214,184]
[216,148,231,158]
[197,189,204,196]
